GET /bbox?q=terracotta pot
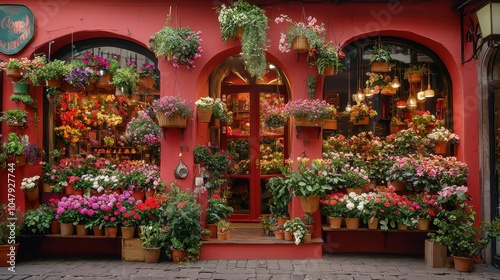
[75,224,88,236]
[138,76,155,89]
[7,156,26,166]
[172,249,188,264]
[51,220,60,234]
[302,233,312,243]
[298,195,320,213]
[131,190,145,202]
[328,217,343,229]
[96,74,111,87]
[397,223,408,231]
[0,244,19,267]
[408,73,421,83]
[206,224,217,238]
[60,223,75,236]
[452,255,475,272]
[45,78,61,87]
[345,218,359,230]
[387,181,406,192]
[345,188,362,195]
[145,189,155,199]
[417,218,430,231]
[306,224,315,236]
[65,184,75,195]
[73,189,84,196]
[434,141,448,155]
[43,182,54,193]
[121,226,135,239]
[217,231,227,241]
[367,218,379,230]
[25,187,39,201]
[276,217,289,228]
[202,234,211,241]
[370,61,390,73]
[353,117,370,125]
[322,66,336,76]
[197,109,213,123]
[284,231,293,241]
[107,227,118,238]
[274,231,284,239]
[93,225,104,236]
[323,119,338,130]
[144,247,161,263]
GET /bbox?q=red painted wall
[0,1,480,219]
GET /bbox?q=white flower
[346,202,355,210]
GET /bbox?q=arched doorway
[210,55,290,222]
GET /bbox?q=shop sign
[0,5,34,55]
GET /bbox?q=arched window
[323,37,452,138]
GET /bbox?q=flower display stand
[292,35,309,53]
[197,109,213,123]
[425,239,447,268]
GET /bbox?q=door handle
[255,158,260,169]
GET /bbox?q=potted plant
[109,65,140,95]
[148,16,203,70]
[343,192,368,229]
[37,59,70,87]
[20,175,41,201]
[410,110,439,133]
[284,98,331,127]
[216,0,268,77]
[370,42,392,72]
[428,206,500,272]
[192,144,232,190]
[205,194,234,238]
[23,143,41,165]
[365,72,392,95]
[275,14,325,54]
[404,64,426,83]
[283,217,307,245]
[217,219,231,240]
[312,41,345,76]
[201,228,212,241]
[139,224,165,263]
[302,213,315,236]
[345,104,378,125]
[284,157,336,213]
[150,95,193,128]
[1,133,29,166]
[82,52,119,88]
[138,62,158,89]
[22,204,55,235]
[212,98,232,127]
[195,96,215,123]
[427,126,460,155]
[261,101,287,129]
[63,61,96,90]
[0,204,21,267]
[0,108,27,127]
[267,176,292,227]
[320,192,346,229]
[0,57,31,77]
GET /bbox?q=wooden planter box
[425,239,447,268]
[122,238,145,261]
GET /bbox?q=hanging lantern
[417,90,426,101]
[345,103,352,112]
[396,100,407,108]
[407,95,417,108]
[424,67,435,97]
[391,76,401,88]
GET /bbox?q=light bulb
[345,103,352,112]
[417,90,426,101]
[407,95,417,108]
[356,89,365,102]
[391,76,401,88]
[424,87,435,98]
[364,85,373,97]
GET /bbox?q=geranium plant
[205,194,234,225]
[216,0,268,77]
[261,102,287,128]
[148,16,203,70]
[320,192,346,218]
[427,126,460,144]
[346,104,378,123]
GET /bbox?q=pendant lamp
[424,65,435,97]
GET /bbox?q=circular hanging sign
[0,5,35,55]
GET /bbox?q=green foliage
[139,224,165,248]
[313,42,344,75]
[404,64,426,79]
[370,42,392,63]
[22,205,54,235]
[2,133,28,156]
[216,0,268,78]
[205,194,234,224]
[0,204,21,245]
[193,144,232,188]
[283,217,307,245]
[38,59,70,81]
[267,176,291,217]
[10,93,35,105]
[429,206,500,258]
[284,158,337,197]
[109,65,140,94]
[0,108,27,124]
[306,75,317,99]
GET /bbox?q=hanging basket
[7,156,26,166]
[25,187,39,202]
[353,117,370,125]
[12,82,30,94]
[7,120,25,127]
[323,119,338,130]
[408,73,421,83]
[390,125,408,134]
[197,109,213,123]
[6,67,22,78]
[96,74,112,88]
[156,113,187,128]
[138,76,155,89]
[322,66,336,76]
[434,141,448,155]
[370,62,390,73]
[292,35,309,53]
[381,86,397,95]
[45,78,61,88]
[294,117,323,127]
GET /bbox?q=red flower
[177,201,187,208]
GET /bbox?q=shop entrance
[213,56,289,222]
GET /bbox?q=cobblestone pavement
[1,253,500,280]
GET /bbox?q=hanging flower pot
[156,113,188,128]
[197,109,213,123]
[138,76,155,89]
[408,73,421,83]
[353,117,370,125]
[12,82,30,94]
[96,73,112,88]
[322,66,336,76]
[24,187,39,202]
[7,156,26,166]
[294,117,323,127]
[370,62,390,73]
[45,78,61,88]
[434,141,448,155]
[6,67,22,78]
[292,35,309,53]
[298,195,320,213]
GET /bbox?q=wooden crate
[425,239,447,268]
[122,238,145,261]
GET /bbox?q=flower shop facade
[1,0,499,265]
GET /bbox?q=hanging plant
[148,16,203,70]
[216,0,268,78]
